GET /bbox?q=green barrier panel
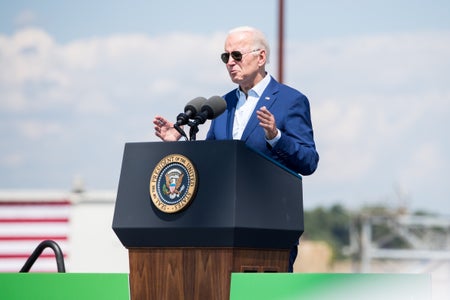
[0,273,129,300]
[230,273,431,300]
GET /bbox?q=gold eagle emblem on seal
[149,154,198,213]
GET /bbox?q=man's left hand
[256,106,278,140]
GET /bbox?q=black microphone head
[201,96,227,120]
[184,97,207,118]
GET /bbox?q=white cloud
[17,120,64,140]
[14,10,38,28]
[0,28,449,213]
[288,31,450,95]
[0,28,60,83]
[400,142,443,180]
[289,31,450,213]
[0,153,25,168]
[0,28,228,116]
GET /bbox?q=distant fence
[0,194,70,272]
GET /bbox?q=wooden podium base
[128,247,290,300]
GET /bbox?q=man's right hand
[153,116,182,141]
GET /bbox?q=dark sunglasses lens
[221,51,244,63]
[230,51,243,61]
[221,53,230,63]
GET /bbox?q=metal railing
[20,240,66,273]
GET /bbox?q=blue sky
[1,0,450,215]
[2,1,449,41]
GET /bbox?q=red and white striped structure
[0,191,70,272]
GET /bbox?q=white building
[0,188,128,273]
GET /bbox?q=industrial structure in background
[344,209,450,300]
[1,184,449,272]
[1,182,449,298]
[348,211,450,272]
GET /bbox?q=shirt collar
[236,73,271,99]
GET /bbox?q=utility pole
[277,0,285,83]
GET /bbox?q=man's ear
[258,49,267,67]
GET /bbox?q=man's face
[223,32,263,88]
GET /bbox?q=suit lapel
[241,77,279,141]
[226,91,239,139]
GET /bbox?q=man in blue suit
[154,26,319,272]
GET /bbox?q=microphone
[175,97,207,126]
[174,97,207,139]
[192,96,227,126]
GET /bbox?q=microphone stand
[188,121,199,141]
[174,124,188,141]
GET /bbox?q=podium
[112,140,303,300]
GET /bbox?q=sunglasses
[220,49,261,63]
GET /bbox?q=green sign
[230,273,431,300]
[0,273,129,300]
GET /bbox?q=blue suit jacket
[206,76,319,175]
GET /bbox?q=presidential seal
[149,154,198,213]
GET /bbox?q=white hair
[227,26,271,64]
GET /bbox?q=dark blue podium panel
[113,140,303,249]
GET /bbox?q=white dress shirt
[233,74,271,140]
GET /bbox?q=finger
[153,116,163,125]
[258,117,270,127]
[258,107,273,119]
[154,117,168,127]
[260,106,272,115]
[257,111,272,124]
[256,110,268,120]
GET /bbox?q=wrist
[266,129,281,147]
